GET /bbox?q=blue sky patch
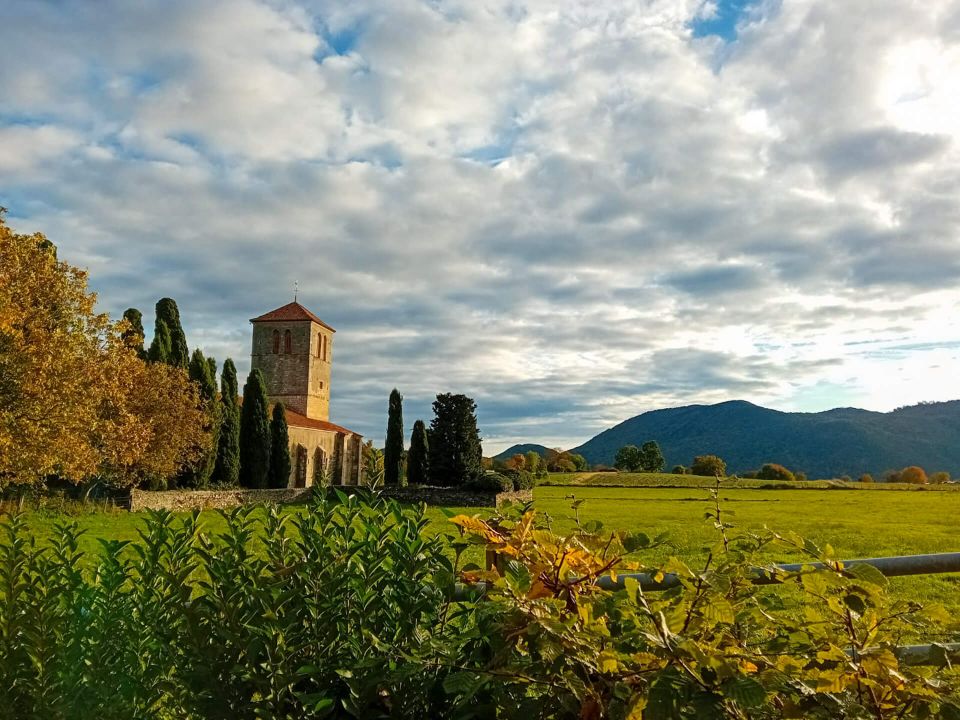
[692,0,760,41]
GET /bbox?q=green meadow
[7,480,960,610]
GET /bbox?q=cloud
[2,0,959,453]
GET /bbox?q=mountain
[492,444,553,462]
[569,400,960,478]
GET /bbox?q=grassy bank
[543,471,960,490]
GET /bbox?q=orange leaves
[0,214,209,487]
[449,515,505,544]
[453,507,625,605]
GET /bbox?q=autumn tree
[500,454,520,471]
[239,369,271,488]
[0,211,206,487]
[214,358,241,485]
[427,393,482,486]
[154,298,189,368]
[899,466,928,484]
[97,351,208,487]
[407,419,429,485]
[384,388,404,486]
[268,402,291,488]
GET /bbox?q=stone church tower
[249,302,362,486]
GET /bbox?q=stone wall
[329,486,533,508]
[129,488,312,512]
[128,486,533,512]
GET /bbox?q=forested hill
[492,444,553,462]
[569,400,960,478]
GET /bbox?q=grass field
[6,482,960,611]
[543,471,960,490]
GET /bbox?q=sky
[2,0,960,455]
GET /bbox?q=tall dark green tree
[268,402,291,489]
[147,319,171,364]
[121,308,147,359]
[155,298,189,368]
[384,389,404,486]
[407,419,429,486]
[239,369,271,489]
[214,358,241,485]
[427,393,482,487]
[181,349,219,488]
[640,440,665,472]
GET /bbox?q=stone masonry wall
[128,486,532,512]
[328,486,533,508]
[129,488,312,512]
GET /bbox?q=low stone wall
[128,486,533,512]
[129,488,312,512]
[329,486,533,508]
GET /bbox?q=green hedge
[1,489,958,718]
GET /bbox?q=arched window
[284,330,292,354]
[317,332,323,358]
[322,335,328,361]
[272,330,280,354]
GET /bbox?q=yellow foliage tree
[899,466,928,485]
[0,212,208,487]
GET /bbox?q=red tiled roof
[237,397,359,437]
[283,407,358,436]
[250,302,335,332]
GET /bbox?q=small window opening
[284,330,292,354]
[272,330,280,354]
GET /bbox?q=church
[250,302,363,486]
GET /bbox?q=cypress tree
[155,298,189,368]
[214,358,241,486]
[384,388,404,486]
[268,402,291,488]
[183,349,219,488]
[147,319,171,364]
[239,369,271,489]
[121,307,147,358]
[427,393,483,486]
[407,419,429,486]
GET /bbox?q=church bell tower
[249,302,334,420]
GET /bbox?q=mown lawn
[6,483,960,610]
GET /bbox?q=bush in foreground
[1,490,959,718]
